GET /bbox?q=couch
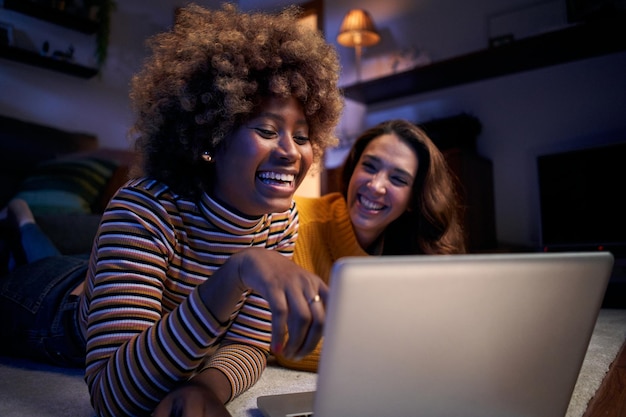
[0,114,135,255]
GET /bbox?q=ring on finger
[308,294,321,305]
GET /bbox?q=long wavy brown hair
[128,3,343,198]
[340,119,466,255]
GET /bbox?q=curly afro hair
[129,3,343,198]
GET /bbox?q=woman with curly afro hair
[0,3,343,417]
[129,3,342,200]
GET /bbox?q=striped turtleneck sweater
[78,177,298,417]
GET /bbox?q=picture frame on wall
[298,0,324,34]
[0,22,14,47]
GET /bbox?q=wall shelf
[0,46,98,78]
[3,0,99,34]
[343,15,626,105]
[1,0,100,77]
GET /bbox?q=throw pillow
[16,156,119,216]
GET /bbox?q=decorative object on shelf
[486,0,566,49]
[336,9,380,81]
[52,44,75,61]
[389,45,431,73]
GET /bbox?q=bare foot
[7,198,35,227]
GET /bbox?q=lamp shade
[337,9,380,47]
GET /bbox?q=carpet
[0,309,624,417]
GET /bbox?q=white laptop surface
[257,252,614,417]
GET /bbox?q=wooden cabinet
[443,148,496,252]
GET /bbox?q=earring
[202,151,213,163]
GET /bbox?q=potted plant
[85,0,116,68]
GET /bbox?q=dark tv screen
[537,142,626,252]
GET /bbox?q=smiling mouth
[358,194,386,211]
[257,171,296,187]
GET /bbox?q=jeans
[0,223,88,367]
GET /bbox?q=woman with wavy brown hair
[277,119,465,372]
[339,119,466,256]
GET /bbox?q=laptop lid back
[313,252,613,417]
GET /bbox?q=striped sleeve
[203,343,267,401]
[84,184,247,417]
[207,202,300,396]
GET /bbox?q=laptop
[257,251,614,417]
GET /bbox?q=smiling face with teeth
[346,133,419,252]
[210,95,313,216]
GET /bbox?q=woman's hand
[198,248,327,361]
[236,248,328,360]
[152,369,232,417]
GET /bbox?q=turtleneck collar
[199,192,270,236]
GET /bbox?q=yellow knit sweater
[275,193,368,372]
